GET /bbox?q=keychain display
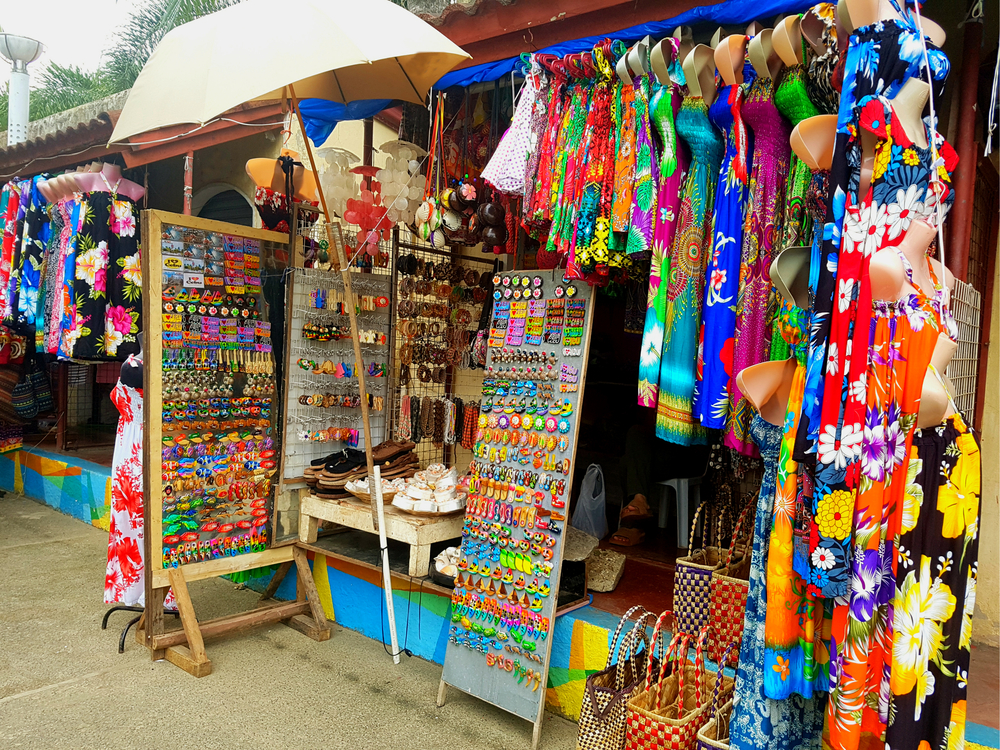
[158,227,277,567]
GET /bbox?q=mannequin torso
[715,35,748,86]
[790,114,836,170]
[650,39,676,86]
[75,164,145,201]
[749,29,785,80]
[773,15,804,66]
[683,45,719,106]
[737,357,798,426]
[245,148,319,202]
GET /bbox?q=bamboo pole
[289,84,379,531]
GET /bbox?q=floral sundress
[69,176,142,360]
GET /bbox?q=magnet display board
[142,210,294,592]
[440,271,594,743]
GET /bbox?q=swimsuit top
[805,2,839,115]
[253,186,319,234]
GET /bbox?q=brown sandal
[609,527,646,547]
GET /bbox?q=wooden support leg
[409,543,431,578]
[259,560,293,602]
[166,568,212,678]
[436,679,448,708]
[299,511,319,544]
[147,586,167,661]
[285,547,331,642]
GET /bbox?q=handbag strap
[687,500,708,554]
[707,640,737,722]
[643,611,675,694]
[614,611,657,692]
[724,493,756,569]
[657,633,690,713]
[605,605,649,670]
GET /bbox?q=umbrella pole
[289,85,379,532]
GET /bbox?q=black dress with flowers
[68,188,142,360]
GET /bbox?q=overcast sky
[0,1,139,88]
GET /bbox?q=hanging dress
[653,97,724,443]
[694,69,753,430]
[104,355,175,609]
[482,72,538,196]
[770,59,820,361]
[625,72,658,255]
[728,413,827,750]
[762,304,830,700]
[638,61,688,407]
[825,107,957,749]
[0,182,20,321]
[795,8,950,465]
[886,409,980,750]
[725,75,792,455]
[70,174,143,360]
[805,2,840,116]
[16,175,50,330]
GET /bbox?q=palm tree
[0,0,239,131]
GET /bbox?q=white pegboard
[281,266,391,482]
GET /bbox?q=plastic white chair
[656,473,705,548]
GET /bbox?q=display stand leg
[436,679,448,708]
[147,586,168,660]
[166,567,212,678]
[409,543,431,578]
[283,547,332,641]
[531,720,542,750]
[259,560,294,602]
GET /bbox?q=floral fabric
[625,73,657,255]
[69,191,142,360]
[252,186,318,234]
[725,76,792,456]
[638,77,688,407]
[729,413,827,750]
[694,76,752,430]
[795,12,951,466]
[886,414,980,750]
[653,97,724,444]
[104,357,175,609]
[15,175,50,329]
[0,182,20,321]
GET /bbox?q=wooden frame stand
[144,546,330,677]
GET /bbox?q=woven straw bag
[708,497,755,667]
[672,493,732,637]
[694,638,737,750]
[577,606,659,750]
[625,613,708,750]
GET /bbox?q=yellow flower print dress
[886,414,980,750]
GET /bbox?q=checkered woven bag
[708,497,755,667]
[671,496,731,637]
[576,606,659,750]
[695,637,737,750]
[625,613,709,750]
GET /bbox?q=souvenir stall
[426,1,983,749]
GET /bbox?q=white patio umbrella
[109,0,469,144]
[109,0,469,580]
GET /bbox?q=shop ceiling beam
[119,102,285,169]
[435,0,699,69]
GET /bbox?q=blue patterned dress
[729,414,827,750]
[694,71,753,429]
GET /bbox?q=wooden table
[298,494,464,577]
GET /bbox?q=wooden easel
[141,211,331,677]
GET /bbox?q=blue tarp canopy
[434,0,815,89]
[298,98,393,147]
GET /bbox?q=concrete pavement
[0,493,578,750]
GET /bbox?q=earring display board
[438,272,594,749]
[142,210,330,677]
[280,265,391,484]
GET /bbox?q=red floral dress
[104,355,175,608]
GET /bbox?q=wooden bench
[298,494,464,577]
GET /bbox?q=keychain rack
[141,211,330,677]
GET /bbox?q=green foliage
[0,0,240,131]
